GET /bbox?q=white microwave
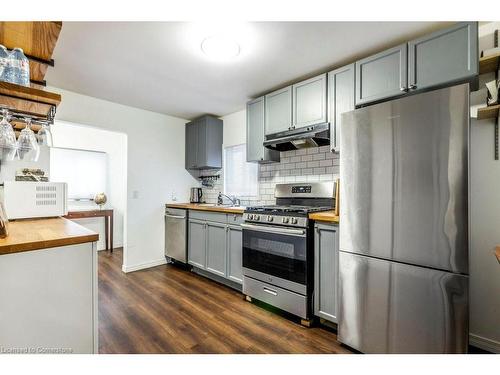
[3,181,68,219]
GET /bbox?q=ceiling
[46,22,451,120]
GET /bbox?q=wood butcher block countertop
[0,217,99,256]
[166,203,245,214]
[308,210,340,223]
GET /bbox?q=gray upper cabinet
[185,121,199,170]
[188,219,206,269]
[408,22,478,92]
[328,64,355,153]
[246,97,280,163]
[314,223,339,323]
[206,222,227,277]
[185,115,223,170]
[355,44,408,106]
[293,73,327,128]
[265,86,292,135]
[226,225,243,284]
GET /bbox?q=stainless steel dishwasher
[164,207,187,263]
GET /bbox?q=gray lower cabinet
[314,223,339,323]
[188,219,206,268]
[246,97,280,163]
[292,73,327,128]
[265,85,293,135]
[206,222,227,277]
[187,211,243,286]
[328,64,355,153]
[355,43,408,106]
[185,115,223,170]
[408,22,478,92]
[226,225,243,283]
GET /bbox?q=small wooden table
[65,209,114,252]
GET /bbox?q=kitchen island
[0,218,99,354]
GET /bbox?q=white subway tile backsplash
[319,159,333,167]
[313,167,326,174]
[312,153,326,161]
[306,175,320,182]
[200,145,338,206]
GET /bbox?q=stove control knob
[255,215,260,220]
[290,217,298,225]
[248,214,254,220]
[267,216,274,222]
[282,217,289,224]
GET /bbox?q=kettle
[190,187,203,203]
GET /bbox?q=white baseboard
[470,333,500,353]
[121,258,167,273]
[97,243,124,252]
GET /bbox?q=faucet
[217,192,240,206]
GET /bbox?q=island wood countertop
[0,217,99,256]
[166,203,245,214]
[308,210,340,223]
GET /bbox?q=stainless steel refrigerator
[338,84,469,354]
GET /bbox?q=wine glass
[37,122,53,147]
[17,117,40,162]
[0,108,17,161]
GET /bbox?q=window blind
[223,144,258,197]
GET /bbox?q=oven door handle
[241,223,306,237]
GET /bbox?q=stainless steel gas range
[241,182,335,323]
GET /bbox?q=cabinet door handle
[409,84,417,90]
[400,86,408,92]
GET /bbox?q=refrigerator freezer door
[338,251,468,353]
[340,84,469,274]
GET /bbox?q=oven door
[241,223,308,286]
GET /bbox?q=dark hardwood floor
[98,248,352,354]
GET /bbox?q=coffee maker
[190,187,203,203]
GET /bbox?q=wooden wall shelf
[476,104,500,120]
[0,81,61,121]
[0,22,62,88]
[479,53,500,75]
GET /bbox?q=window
[223,144,258,197]
[50,147,108,200]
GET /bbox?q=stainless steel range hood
[263,123,330,152]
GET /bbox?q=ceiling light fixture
[201,35,240,61]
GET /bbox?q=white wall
[51,121,127,251]
[48,86,198,272]
[469,22,500,353]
